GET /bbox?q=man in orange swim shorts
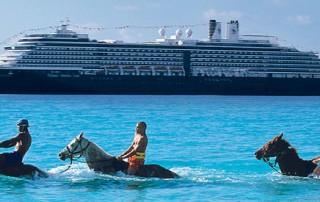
[117,122,148,175]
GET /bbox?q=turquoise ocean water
[0,95,319,201]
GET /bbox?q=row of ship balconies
[7,42,317,58]
[3,60,318,71]
[23,49,317,59]
[10,57,320,67]
[3,49,318,65]
[17,52,318,62]
[192,67,320,79]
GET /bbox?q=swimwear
[128,152,146,172]
[3,152,23,167]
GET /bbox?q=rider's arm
[0,134,20,148]
[312,156,320,164]
[120,138,146,159]
[120,147,137,159]
[117,141,134,159]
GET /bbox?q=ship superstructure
[0,20,320,95]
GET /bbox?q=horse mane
[279,138,297,154]
[79,136,114,159]
[87,141,114,159]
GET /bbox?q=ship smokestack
[227,20,239,41]
[209,20,221,40]
[209,20,216,40]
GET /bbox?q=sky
[0,0,320,53]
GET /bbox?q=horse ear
[80,131,84,138]
[274,133,283,141]
[279,133,283,139]
[273,133,283,142]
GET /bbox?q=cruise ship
[1,20,320,95]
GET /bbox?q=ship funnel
[209,20,221,40]
[227,20,239,41]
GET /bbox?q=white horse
[58,132,179,178]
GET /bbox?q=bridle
[260,146,292,175]
[67,136,91,158]
[60,136,91,173]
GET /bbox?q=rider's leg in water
[313,166,320,175]
[127,166,138,175]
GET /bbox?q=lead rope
[262,157,282,175]
[59,157,73,173]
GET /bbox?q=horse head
[254,133,294,161]
[58,132,90,161]
[58,132,124,173]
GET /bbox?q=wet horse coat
[58,132,178,179]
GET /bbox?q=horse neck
[276,149,302,173]
[81,141,113,163]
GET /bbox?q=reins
[59,157,73,173]
[262,157,282,175]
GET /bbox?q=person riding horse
[0,119,31,168]
[116,122,148,176]
[58,132,178,178]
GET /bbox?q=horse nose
[254,149,262,160]
[58,152,66,161]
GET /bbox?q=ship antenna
[61,18,70,26]
[59,18,70,31]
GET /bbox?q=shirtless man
[0,119,31,167]
[116,122,148,175]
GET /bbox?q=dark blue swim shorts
[3,152,23,167]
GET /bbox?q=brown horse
[58,132,179,179]
[0,163,48,178]
[255,133,317,177]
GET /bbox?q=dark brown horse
[58,132,179,179]
[255,133,317,177]
[0,163,48,178]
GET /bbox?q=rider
[116,122,148,175]
[312,156,320,175]
[0,119,31,167]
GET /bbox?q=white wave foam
[172,167,226,183]
[48,164,254,184]
[48,163,153,182]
